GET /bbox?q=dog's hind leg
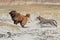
[20,23,24,28]
[49,22,57,27]
[19,21,24,28]
[21,20,27,28]
[52,22,57,27]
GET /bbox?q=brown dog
[9,10,30,27]
[37,16,57,27]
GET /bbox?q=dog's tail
[26,14,30,17]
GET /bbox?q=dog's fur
[37,16,57,27]
[9,10,30,27]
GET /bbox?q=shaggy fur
[37,16,57,27]
[9,10,30,27]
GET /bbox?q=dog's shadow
[36,22,56,28]
[22,25,29,28]
[23,27,28,28]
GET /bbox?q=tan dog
[37,16,57,27]
[9,10,30,27]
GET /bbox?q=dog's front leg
[14,20,18,25]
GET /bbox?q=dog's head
[9,10,17,17]
[37,16,41,20]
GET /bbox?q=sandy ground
[0,4,60,40]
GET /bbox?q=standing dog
[37,16,57,27]
[9,10,30,27]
